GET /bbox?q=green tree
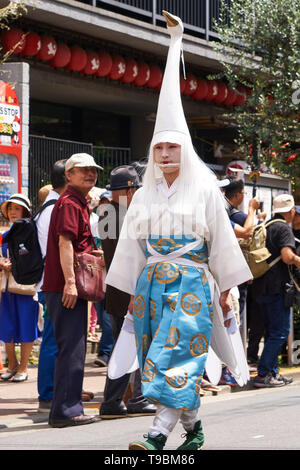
[213,0,300,186]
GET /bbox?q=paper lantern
[182,74,198,96]
[97,51,113,77]
[133,62,150,86]
[203,80,218,101]
[68,46,87,72]
[121,58,138,83]
[223,88,237,106]
[51,43,71,68]
[83,51,100,75]
[36,35,57,61]
[108,55,126,80]
[193,79,209,100]
[213,81,228,103]
[146,65,163,88]
[4,28,25,54]
[233,86,247,106]
[180,75,186,94]
[22,32,41,57]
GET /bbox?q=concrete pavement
[1,352,300,432]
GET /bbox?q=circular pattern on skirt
[181,293,202,316]
[165,366,188,389]
[142,359,157,382]
[189,333,208,357]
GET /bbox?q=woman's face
[7,202,24,223]
[153,142,181,174]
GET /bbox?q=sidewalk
[1,350,300,431]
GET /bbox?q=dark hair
[7,202,30,219]
[224,178,244,200]
[51,159,67,189]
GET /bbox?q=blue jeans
[257,293,291,377]
[37,292,58,401]
[95,299,113,357]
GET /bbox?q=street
[1,380,299,451]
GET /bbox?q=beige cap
[273,193,295,213]
[65,153,103,172]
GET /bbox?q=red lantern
[133,62,150,86]
[223,88,237,106]
[232,86,247,106]
[203,80,218,101]
[22,32,41,56]
[96,51,113,77]
[121,58,138,83]
[68,46,87,72]
[180,75,186,94]
[182,74,198,96]
[36,36,57,61]
[213,81,228,103]
[146,65,163,88]
[193,79,209,100]
[108,55,126,80]
[51,43,71,68]
[82,51,100,75]
[4,28,26,54]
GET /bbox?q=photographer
[253,194,300,388]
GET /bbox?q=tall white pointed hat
[152,10,191,147]
[143,11,216,191]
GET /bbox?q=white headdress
[142,11,217,195]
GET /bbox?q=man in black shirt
[253,194,300,388]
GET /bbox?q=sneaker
[253,372,286,388]
[94,354,109,367]
[275,373,293,385]
[177,420,204,450]
[129,433,167,450]
[218,367,238,387]
[38,400,52,412]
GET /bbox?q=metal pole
[205,0,209,41]
[152,0,157,25]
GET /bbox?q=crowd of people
[0,10,299,450]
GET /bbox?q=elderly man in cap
[43,153,103,428]
[98,165,156,419]
[253,194,300,388]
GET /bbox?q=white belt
[146,238,202,265]
[146,239,214,297]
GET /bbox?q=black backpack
[2,199,56,285]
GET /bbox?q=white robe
[105,177,252,385]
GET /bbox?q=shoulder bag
[74,238,104,303]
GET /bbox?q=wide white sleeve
[205,186,252,292]
[105,192,147,296]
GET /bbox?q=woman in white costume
[105,11,252,450]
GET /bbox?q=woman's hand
[0,258,12,272]
[219,289,232,328]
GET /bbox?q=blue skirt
[133,236,213,411]
[0,291,40,343]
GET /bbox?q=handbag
[74,240,104,302]
[0,246,36,296]
[7,272,36,296]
